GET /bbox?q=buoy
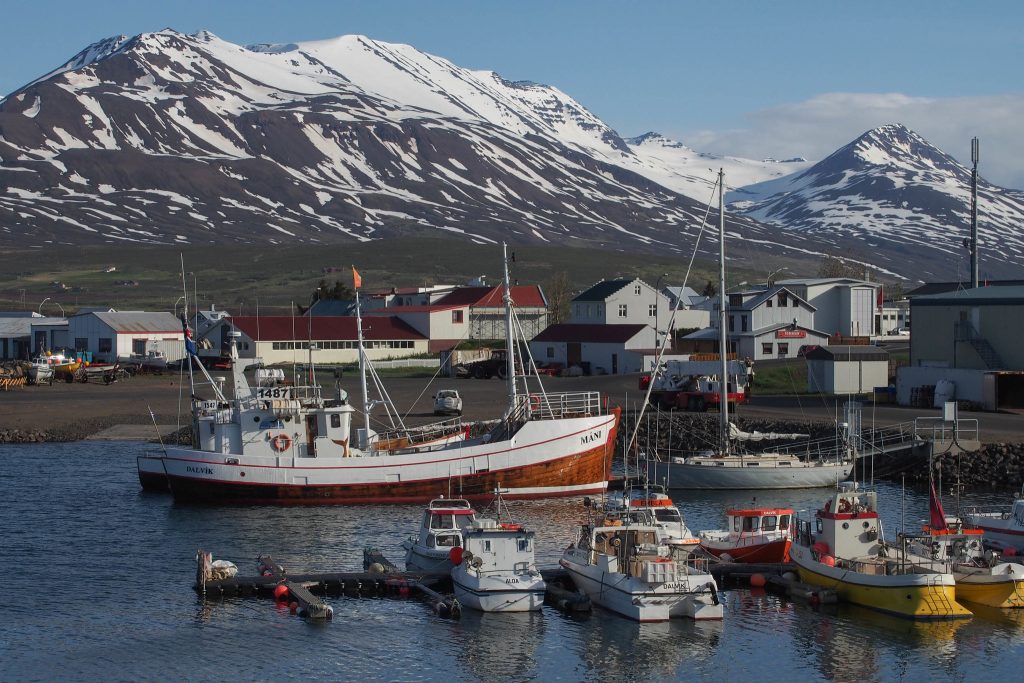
[367,562,385,574]
[750,573,767,588]
[449,547,464,566]
[274,584,289,601]
[821,554,836,567]
[781,571,797,582]
[1005,546,1018,557]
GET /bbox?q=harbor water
[3,441,1024,682]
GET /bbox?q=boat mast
[717,169,730,456]
[502,242,518,417]
[354,270,371,446]
[180,255,195,397]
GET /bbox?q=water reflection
[454,610,546,681]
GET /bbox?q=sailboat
[646,169,854,489]
[137,245,620,504]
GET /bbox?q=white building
[776,278,882,337]
[363,304,471,352]
[570,278,674,347]
[529,323,653,375]
[67,311,185,363]
[806,346,890,394]
[661,286,712,330]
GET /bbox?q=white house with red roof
[226,316,427,365]
[529,323,654,375]
[362,304,471,352]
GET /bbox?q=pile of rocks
[0,428,49,443]
[905,443,1024,488]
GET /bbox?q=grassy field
[0,237,763,315]
[751,360,811,395]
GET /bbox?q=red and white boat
[138,245,620,505]
[698,506,794,563]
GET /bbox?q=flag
[352,266,362,290]
[180,314,197,356]
[928,479,947,531]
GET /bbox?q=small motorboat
[603,482,699,549]
[961,495,1024,554]
[560,502,722,622]
[27,355,55,385]
[402,498,478,573]
[450,502,545,613]
[698,506,794,563]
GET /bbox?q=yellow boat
[906,528,1024,609]
[790,486,972,620]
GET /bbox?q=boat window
[742,516,760,532]
[734,517,742,532]
[815,518,823,534]
[762,515,777,531]
[330,414,341,429]
[436,534,458,547]
[518,539,530,552]
[430,514,456,529]
[654,509,681,523]
[426,535,436,549]
[484,541,491,552]
[780,515,791,529]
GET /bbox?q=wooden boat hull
[790,545,972,620]
[700,537,791,564]
[143,410,619,505]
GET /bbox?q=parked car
[888,327,909,336]
[433,389,463,416]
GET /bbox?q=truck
[456,349,510,379]
[639,358,752,412]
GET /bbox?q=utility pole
[970,137,979,289]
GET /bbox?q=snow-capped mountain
[730,124,1024,280]
[0,29,807,263]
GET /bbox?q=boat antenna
[717,169,730,456]
[501,242,518,419]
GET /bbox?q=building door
[306,415,318,457]
[611,353,618,374]
[567,343,582,366]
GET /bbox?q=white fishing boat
[27,354,55,384]
[450,494,545,612]
[603,482,698,548]
[402,498,478,572]
[560,502,722,622]
[962,496,1024,554]
[137,245,620,504]
[645,170,852,490]
[789,484,972,620]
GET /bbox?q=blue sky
[3,1,1022,186]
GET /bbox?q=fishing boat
[402,497,478,572]
[789,484,972,620]
[603,481,698,548]
[698,506,794,563]
[27,354,55,384]
[645,170,853,490]
[905,482,1024,608]
[137,245,620,504]
[450,493,545,612]
[961,495,1024,554]
[560,502,722,622]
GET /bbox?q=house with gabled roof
[66,311,185,363]
[529,323,653,375]
[433,285,548,341]
[776,277,881,337]
[681,286,829,360]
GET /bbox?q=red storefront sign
[776,329,807,339]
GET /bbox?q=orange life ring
[271,433,291,452]
[529,394,541,411]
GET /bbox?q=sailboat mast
[717,169,730,455]
[355,286,371,446]
[502,242,518,416]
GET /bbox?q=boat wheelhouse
[403,498,478,572]
[698,507,794,563]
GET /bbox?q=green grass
[750,361,811,395]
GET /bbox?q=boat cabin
[802,487,882,560]
[416,499,477,550]
[726,508,793,536]
[461,518,536,573]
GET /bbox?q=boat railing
[512,391,606,421]
[771,419,920,461]
[374,418,465,449]
[914,417,979,444]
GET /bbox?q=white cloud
[678,92,1024,190]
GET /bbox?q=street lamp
[654,273,668,349]
[767,267,788,289]
[173,296,185,317]
[38,297,50,314]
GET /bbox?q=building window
[648,304,657,317]
[728,315,735,332]
[452,310,464,324]
[766,299,773,308]
[546,347,554,358]
[98,338,112,353]
[634,285,641,296]
[778,343,789,356]
[778,293,788,307]
[618,304,627,318]
[574,304,581,318]
[762,343,773,355]
[74,337,88,351]
[132,339,146,355]
[741,315,748,332]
